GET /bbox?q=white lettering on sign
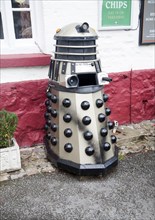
[150,12,155,16]
[105,1,128,9]
[148,0,155,4]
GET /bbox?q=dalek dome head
[54,22,98,39]
[54,22,98,61]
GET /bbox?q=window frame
[0,0,44,54]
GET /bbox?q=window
[0,12,4,39]
[11,0,32,39]
[1,0,44,54]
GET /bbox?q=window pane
[11,0,30,8]
[0,12,4,39]
[13,11,32,39]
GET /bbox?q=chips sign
[99,0,132,29]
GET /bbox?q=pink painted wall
[0,69,154,147]
[0,80,48,147]
[105,69,155,124]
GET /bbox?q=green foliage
[118,153,125,160]
[0,109,18,148]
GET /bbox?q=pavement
[0,152,154,220]
[0,120,155,219]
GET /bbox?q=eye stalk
[80,22,89,32]
[76,22,89,33]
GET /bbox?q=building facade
[0,0,155,147]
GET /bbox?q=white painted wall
[1,66,49,83]
[42,0,154,73]
[1,0,155,83]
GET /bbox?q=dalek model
[44,22,118,175]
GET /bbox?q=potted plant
[0,109,21,173]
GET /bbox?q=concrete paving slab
[0,152,154,220]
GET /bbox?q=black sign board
[139,0,155,45]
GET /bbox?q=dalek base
[44,136,118,176]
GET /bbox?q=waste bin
[44,22,118,175]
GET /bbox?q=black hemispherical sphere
[46,92,52,99]
[64,128,72,138]
[103,142,111,151]
[63,114,72,123]
[47,106,52,113]
[100,128,108,137]
[51,137,57,146]
[45,99,50,106]
[44,124,48,131]
[103,94,109,102]
[51,109,57,118]
[83,131,93,141]
[62,98,71,108]
[46,132,51,140]
[44,112,50,119]
[64,143,73,153]
[51,123,57,132]
[51,95,57,103]
[46,119,51,126]
[105,108,111,116]
[98,113,106,122]
[81,101,90,110]
[85,146,94,156]
[96,99,103,108]
[111,135,117,144]
[108,121,114,130]
[82,116,91,125]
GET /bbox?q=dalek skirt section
[44,22,118,175]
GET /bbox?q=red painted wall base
[0,69,154,147]
[105,69,155,124]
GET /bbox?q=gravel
[0,152,155,220]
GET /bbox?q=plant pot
[0,138,21,173]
